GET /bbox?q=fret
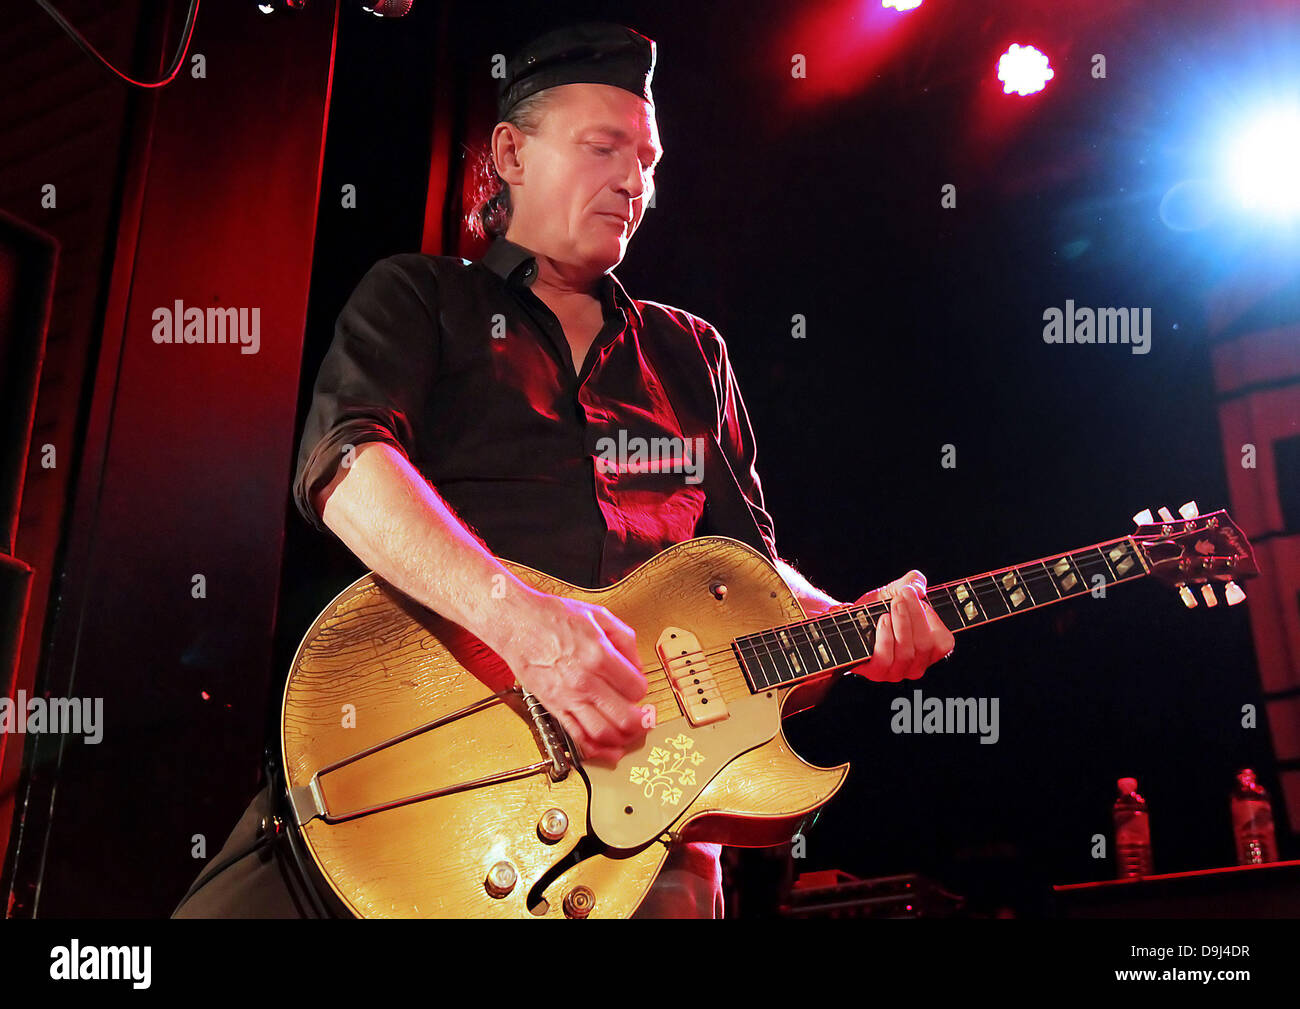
[841,606,876,656]
[832,605,873,663]
[750,635,777,688]
[761,630,797,683]
[1048,552,1090,597]
[929,585,964,633]
[805,618,844,670]
[775,625,815,678]
[970,575,1011,620]
[1104,539,1142,579]
[1029,561,1064,605]
[981,577,1010,619]
[734,637,763,688]
[817,614,859,667]
[993,566,1039,610]
[1074,546,1113,593]
[1093,543,1119,582]
[733,532,1155,695]
[743,633,784,688]
[949,580,989,626]
[1128,536,1153,575]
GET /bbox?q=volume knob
[563,885,595,918]
[485,861,517,898]
[538,808,569,843]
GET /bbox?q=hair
[466,89,560,241]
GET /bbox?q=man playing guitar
[173,21,953,920]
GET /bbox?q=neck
[736,533,1151,690]
[503,228,604,300]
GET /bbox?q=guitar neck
[735,534,1151,691]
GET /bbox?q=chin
[588,239,625,269]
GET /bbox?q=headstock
[1130,502,1259,608]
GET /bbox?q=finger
[857,569,924,607]
[890,588,918,680]
[905,588,941,679]
[860,611,894,680]
[921,598,956,660]
[572,735,622,766]
[588,686,646,742]
[903,587,952,669]
[594,646,648,704]
[889,570,927,599]
[587,613,648,702]
[568,699,629,755]
[590,606,641,669]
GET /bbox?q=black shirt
[292,236,777,586]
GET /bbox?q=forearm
[316,442,534,649]
[774,556,841,615]
[773,556,845,708]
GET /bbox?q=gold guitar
[278,503,1256,918]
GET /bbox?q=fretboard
[735,535,1150,691]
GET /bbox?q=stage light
[997,43,1054,97]
[882,0,923,11]
[1224,105,1300,216]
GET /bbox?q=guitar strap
[635,319,778,566]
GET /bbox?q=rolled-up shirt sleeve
[292,256,438,533]
[696,320,778,558]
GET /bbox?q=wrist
[471,574,547,656]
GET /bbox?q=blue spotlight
[1224,105,1300,216]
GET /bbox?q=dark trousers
[173,784,722,918]
[172,785,328,918]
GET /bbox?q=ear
[491,122,526,186]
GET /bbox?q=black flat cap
[497,22,656,123]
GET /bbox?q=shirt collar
[481,235,643,328]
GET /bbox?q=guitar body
[280,536,849,918]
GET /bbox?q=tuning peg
[1225,581,1246,606]
[1179,501,1199,519]
[1133,508,1154,526]
[1178,585,1197,608]
[1158,506,1176,522]
[1200,583,1218,608]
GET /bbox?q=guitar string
[667,548,1120,667]
[741,548,1123,654]
[618,546,1135,710]
[635,556,1119,708]
[633,543,1123,677]
[632,548,1127,703]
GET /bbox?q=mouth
[597,212,631,227]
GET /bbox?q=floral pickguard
[628,733,708,806]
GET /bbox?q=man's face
[501,83,662,273]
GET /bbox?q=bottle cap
[1117,777,1138,794]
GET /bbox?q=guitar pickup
[656,627,728,726]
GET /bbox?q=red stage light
[997,43,1055,97]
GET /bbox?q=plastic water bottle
[1114,777,1153,878]
[1231,768,1278,865]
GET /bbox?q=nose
[616,155,650,203]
